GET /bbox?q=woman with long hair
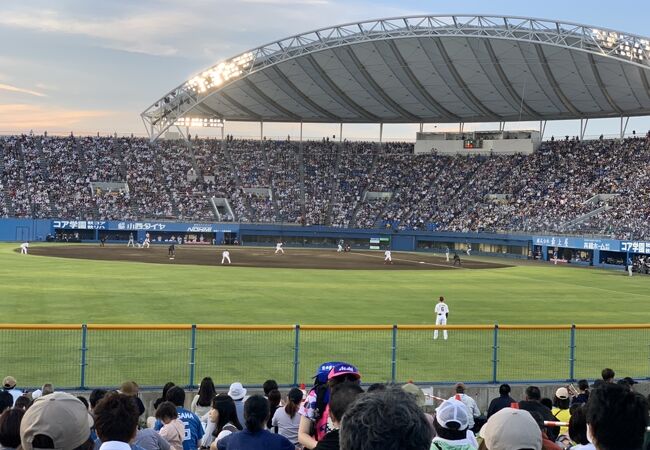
[192,377,216,420]
[202,394,242,449]
[271,388,303,446]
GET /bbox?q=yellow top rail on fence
[0,324,649,330]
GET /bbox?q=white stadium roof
[142,14,650,140]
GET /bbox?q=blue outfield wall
[1,219,649,268]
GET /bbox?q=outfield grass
[1,242,649,387]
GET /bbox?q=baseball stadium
[2,7,650,450]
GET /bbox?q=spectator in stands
[567,405,593,450]
[571,380,590,405]
[314,383,364,450]
[204,394,242,450]
[154,383,175,410]
[487,384,515,418]
[119,381,145,417]
[431,398,477,450]
[0,392,13,413]
[135,427,170,450]
[13,396,31,411]
[552,388,571,436]
[19,392,94,450]
[89,389,108,412]
[339,386,432,450]
[227,383,247,427]
[601,368,615,383]
[156,401,185,450]
[271,388,303,446]
[448,383,480,432]
[191,377,215,420]
[298,362,362,449]
[0,408,24,450]
[262,380,279,397]
[480,407,542,450]
[155,386,204,450]
[216,395,293,450]
[518,386,559,441]
[2,377,21,406]
[618,376,638,391]
[401,383,434,430]
[266,390,281,430]
[527,411,562,450]
[586,383,648,450]
[93,392,139,450]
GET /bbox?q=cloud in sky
[0,104,115,131]
[0,83,46,97]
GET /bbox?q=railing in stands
[1,324,648,389]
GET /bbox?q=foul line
[353,252,462,269]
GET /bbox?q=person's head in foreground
[93,392,140,444]
[244,395,269,433]
[479,407,542,450]
[339,386,433,450]
[433,398,469,440]
[20,392,94,450]
[586,383,648,450]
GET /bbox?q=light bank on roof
[142,14,650,141]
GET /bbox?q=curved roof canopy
[142,14,650,140]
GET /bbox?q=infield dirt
[27,244,511,270]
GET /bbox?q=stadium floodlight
[174,117,224,128]
[187,52,255,94]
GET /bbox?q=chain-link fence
[1,324,648,389]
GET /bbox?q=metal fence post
[80,324,88,389]
[293,325,300,386]
[189,325,197,388]
[492,324,499,383]
[569,324,576,381]
[391,325,397,383]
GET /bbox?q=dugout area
[26,245,511,270]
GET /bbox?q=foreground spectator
[552,387,571,436]
[586,383,648,450]
[314,383,364,450]
[217,395,293,450]
[2,377,20,406]
[0,408,24,450]
[479,407,542,450]
[449,383,480,432]
[191,377,215,421]
[401,383,434,429]
[204,394,242,449]
[518,386,559,441]
[156,401,185,450]
[266,390,282,430]
[20,392,94,450]
[567,405,593,450]
[339,386,433,450]
[0,392,12,413]
[227,383,247,426]
[431,398,478,449]
[94,393,139,450]
[155,387,203,450]
[271,388,303,446]
[601,368,615,383]
[487,384,515,418]
[571,380,590,405]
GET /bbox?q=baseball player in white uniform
[127,233,135,247]
[222,250,231,265]
[384,249,393,264]
[20,242,29,254]
[445,247,450,262]
[337,243,343,253]
[434,296,449,340]
[143,233,151,249]
[466,244,471,256]
[275,242,284,254]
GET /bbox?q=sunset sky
[1,0,649,140]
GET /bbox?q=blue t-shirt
[217,429,294,450]
[155,407,204,450]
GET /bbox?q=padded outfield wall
[0,218,648,267]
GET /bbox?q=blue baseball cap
[328,363,361,380]
[314,361,344,383]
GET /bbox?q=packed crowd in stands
[1,133,649,239]
[1,365,649,450]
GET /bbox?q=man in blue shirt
[154,386,203,450]
[217,395,293,450]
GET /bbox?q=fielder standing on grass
[222,249,231,265]
[20,242,29,255]
[384,249,393,264]
[434,296,449,340]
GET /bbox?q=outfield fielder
[275,242,284,254]
[143,235,151,249]
[127,233,135,247]
[168,244,176,260]
[445,246,450,262]
[337,243,343,253]
[466,244,471,256]
[434,296,449,340]
[222,250,231,265]
[384,249,393,264]
[20,242,29,255]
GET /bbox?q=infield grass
[1,242,649,387]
